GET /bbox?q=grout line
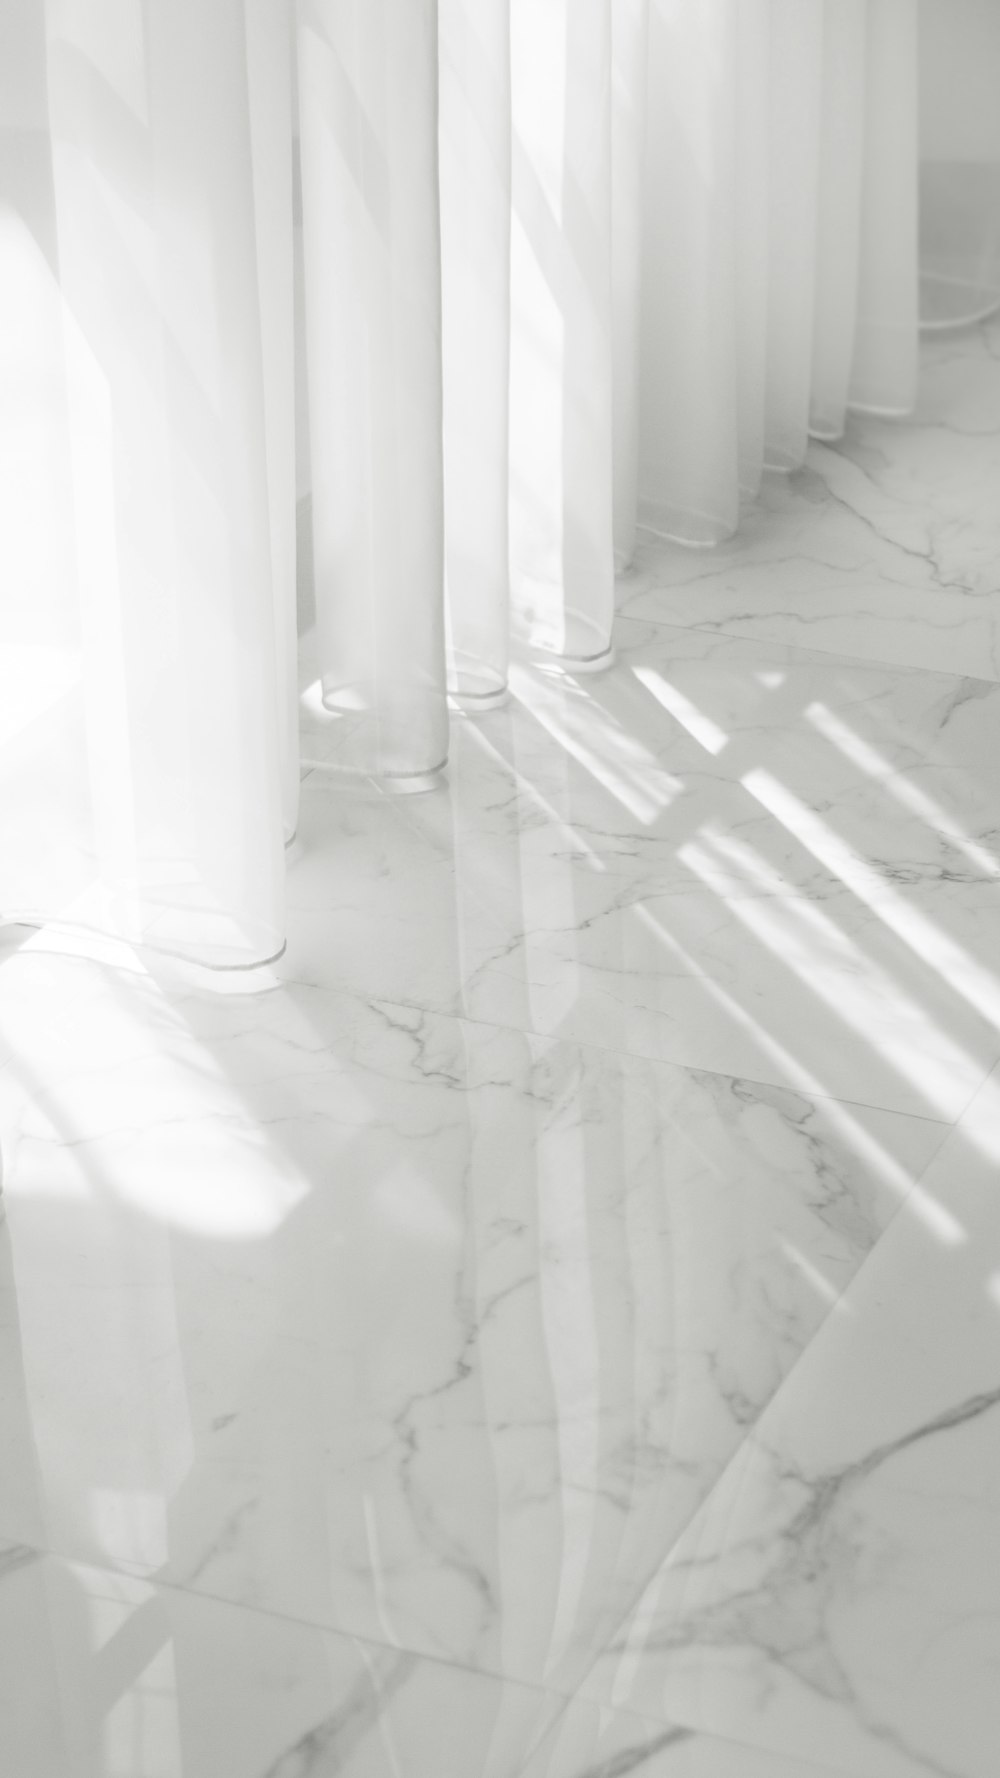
[0,1527,609,1722]
[0,1528,867,1778]
[612,605,1000,692]
[272,967,962,1130]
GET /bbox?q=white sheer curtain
[0,0,294,967]
[297,0,448,778]
[1,0,988,966]
[637,0,918,544]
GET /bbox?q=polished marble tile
[288,620,1000,1118]
[0,1539,540,1778]
[523,1690,861,1778]
[0,1536,859,1778]
[580,1061,1000,1778]
[0,944,945,1704]
[618,316,1000,684]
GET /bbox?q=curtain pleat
[809,0,867,442]
[850,0,919,414]
[639,0,743,545]
[0,0,290,966]
[247,0,300,845]
[509,0,616,666]
[297,0,448,778]
[733,0,770,506]
[637,0,918,547]
[610,0,650,574]
[439,0,512,708]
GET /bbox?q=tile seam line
[527,1689,868,1778]
[0,1533,863,1778]
[0,1530,617,1720]
[0,948,962,1125]
[613,608,1000,688]
[271,972,962,1128]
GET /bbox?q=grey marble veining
[0,947,945,1720]
[0,1534,871,1777]
[576,1057,1000,1778]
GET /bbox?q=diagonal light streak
[806,699,1000,880]
[742,766,1000,1033]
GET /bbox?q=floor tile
[0,1540,539,1778]
[0,1536,859,1778]
[0,944,944,1703]
[581,1061,1000,1778]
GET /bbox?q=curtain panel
[1,0,295,968]
[0,0,990,967]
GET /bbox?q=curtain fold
[247,0,300,844]
[0,0,291,967]
[849,0,919,414]
[508,0,616,668]
[297,0,448,780]
[762,0,825,473]
[610,0,649,575]
[439,0,512,709]
[809,0,867,442]
[637,0,918,547]
[4,0,985,965]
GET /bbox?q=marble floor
[2,313,999,1777]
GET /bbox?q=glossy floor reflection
[0,950,944,1696]
[0,1540,854,1778]
[579,1059,1000,1778]
[3,321,1000,1776]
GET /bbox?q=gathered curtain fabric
[0,0,993,966]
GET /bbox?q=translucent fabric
[638,0,919,546]
[297,0,448,777]
[849,0,919,413]
[0,0,294,967]
[439,0,512,709]
[610,0,651,574]
[508,0,616,666]
[248,0,300,844]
